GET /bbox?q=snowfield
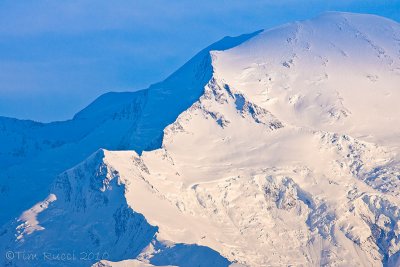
[1,12,400,266]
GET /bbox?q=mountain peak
[1,12,400,267]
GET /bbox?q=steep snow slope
[212,12,400,147]
[0,150,232,267]
[0,31,260,226]
[2,12,400,267]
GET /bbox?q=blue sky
[0,0,399,122]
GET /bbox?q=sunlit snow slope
[1,12,400,267]
[0,30,260,225]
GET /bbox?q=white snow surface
[1,12,400,267]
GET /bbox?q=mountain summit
[1,12,400,266]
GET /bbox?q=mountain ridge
[0,30,260,226]
[1,11,400,267]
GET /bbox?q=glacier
[1,12,400,267]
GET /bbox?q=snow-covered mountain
[1,12,400,266]
[0,30,260,225]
